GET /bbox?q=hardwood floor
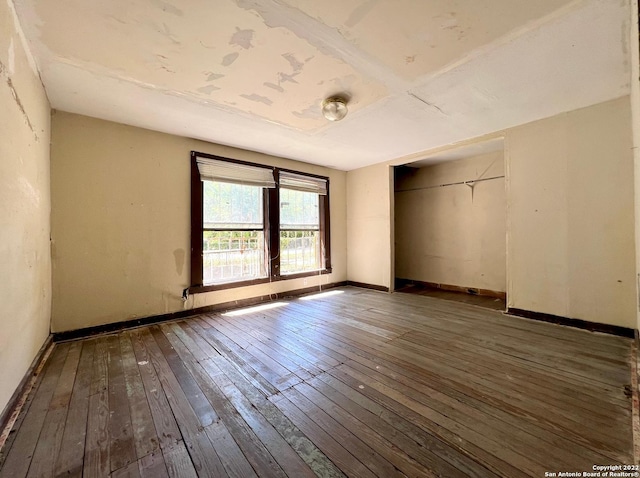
[395,283,506,311]
[0,287,634,477]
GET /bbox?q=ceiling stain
[240,93,272,106]
[198,84,220,95]
[278,71,299,85]
[206,72,225,81]
[230,27,254,49]
[438,13,459,31]
[221,52,239,66]
[157,22,180,45]
[107,15,127,25]
[293,102,321,120]
[156,54,175,73]
[345,0,379,28]
[264,82,284,93]
[282,53,304,72]
[406,55,416,64]
[151,0,183,16]
[332,74,357,90]
[199,40,215,49]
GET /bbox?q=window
[190,152,331,292]
[203,182,266,284]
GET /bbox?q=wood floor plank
[201,357,330,478]
[205,420,259,478]
[106,335,137,472]
[269,392,379,478]
[137,450,168,478]
[27,341,82,478]
[119,333,160,459]
[128,331,181,450]
[136,328,228,477]
[84,337,111,478]
[245,317,342,370]
[340,361,612,469]
[327,363,533,478]
[343,350,620,465]
[165,325,290,478]
[282,385,421,478]
[0,344,70,478]
[162,440,198,478]
[160,441,197,478]
[153,325,218,427]
[110,460,140,478]
[54,339,96,478]
[160,324,259,478]
[254,301,630,455]
[279,304,628,444]
[204,316,305,389]
[216,315,325,377]
[1,287,634,478]
[308,374,500,478]
[199,316,299,392]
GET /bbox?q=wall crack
[0,60,37,140]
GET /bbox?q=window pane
[280,188,319,230]
[203,181,263,229]
[280,230,321,274]
[203,231,266,284]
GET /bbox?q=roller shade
[196,157,276,188]
[279,171,328,195]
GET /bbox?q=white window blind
[279,171,327,195]
[196,157,276,188]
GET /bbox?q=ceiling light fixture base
[322,96,348,121]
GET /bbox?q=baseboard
[0,335,54,452]
[395,278,506,300]
[346,281,389,292]
[507,307,634,338]
[53,281,348,343]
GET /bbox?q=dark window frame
[189,151,331,293]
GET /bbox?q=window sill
[189,268,332,294]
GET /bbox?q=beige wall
[507,96,636,327]
[50,112,347,333]
[395,151,506,292]
[346,163,393,289]
[349,96,635,328]
[630,0,640,331]
[0,3,51,413]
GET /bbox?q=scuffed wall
[0,1,51,414]
[395,151,506,292]
[346,163,393,289]
[50,112,347,333]
[507,96,636,328]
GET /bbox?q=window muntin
[190,152,331,291]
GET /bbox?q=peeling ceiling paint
[12,0,632,170]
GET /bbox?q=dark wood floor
[395,283,506,311]
[0,287,634,477]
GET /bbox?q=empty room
[2,0,640,476]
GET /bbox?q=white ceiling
[407,137,505,168]
[13,0,631,170]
